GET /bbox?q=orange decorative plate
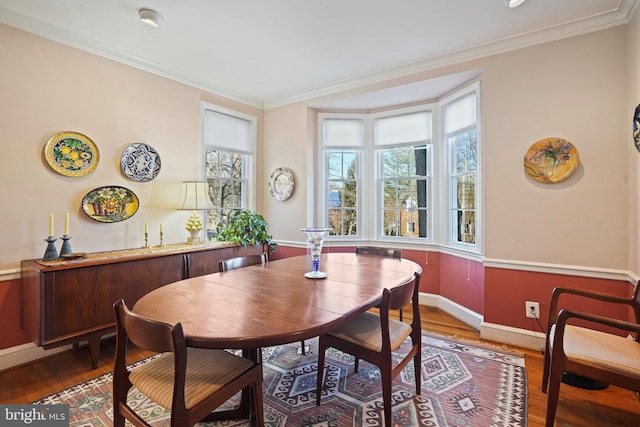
[524,138,579,183]
[81,186,139,223]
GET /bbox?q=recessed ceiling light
[137,8,164,27]
[505,0,526,8]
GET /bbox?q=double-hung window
[320,117,364,237]
[202,104,256,235]
[374,111,432,239]
[443,90,479,246]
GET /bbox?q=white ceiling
[0,0,637,109]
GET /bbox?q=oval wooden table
[133,252,421,425]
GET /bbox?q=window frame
[201,102,257,234]
[316,81,481,254]
[440,82,482,252]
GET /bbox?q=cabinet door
[46,254,185,340]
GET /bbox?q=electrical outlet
[525,301,540,318]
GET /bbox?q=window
[202,105,256,236]
[443,91,478,246]
[375,112,432,239]
[318,82,480,251]
[320,118,364,237]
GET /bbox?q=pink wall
[484,267,633,333]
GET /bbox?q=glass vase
[301,228,331,279]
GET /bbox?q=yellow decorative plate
[81,186,139,223]
[524,137,579,183]
[44,131,99,177]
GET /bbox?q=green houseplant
[216,209,276,252]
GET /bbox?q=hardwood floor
[1,306,639,426]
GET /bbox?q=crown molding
[264,0,638,109]
[1,1,637,111]
[0,7,264,109]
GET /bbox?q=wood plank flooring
[1,306,638,426]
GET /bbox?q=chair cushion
[129,348,254,410]
[328,311,413,352]
[550,324,640,376]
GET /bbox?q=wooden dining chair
[218,253,307,355]
[315,271,421,427]
[355,245,402,259]
[542,284,640,427]
[112,299,265,427]
[218,253,269,272]
[355,246,404,320]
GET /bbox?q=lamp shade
[178,181,213,210]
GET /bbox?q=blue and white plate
[120,143,161,182]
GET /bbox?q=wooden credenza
[21,242,266,368]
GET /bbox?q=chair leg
[251,378,265,427]
[381,370,393,427]
[541,343,551,393]
[300,340,306,355]
[399,308,403,322]
[414,350,421,396]
[354,357,360,373]
[545,366,564,427]
[316,340,327,406]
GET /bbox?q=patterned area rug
[34,333,527,426]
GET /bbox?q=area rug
[33,333,527,426]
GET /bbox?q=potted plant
[216,209,276,252]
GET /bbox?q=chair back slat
[219,253,268,271]
[355,246,402,259]
[114,299,179,354]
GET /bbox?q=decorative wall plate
[120,143,161,182]
[269,167,294,201]
[634,103,640,152]
[81,186,139,223]
[44,131,99,177]
[524,137,579,183]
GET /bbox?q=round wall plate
[269,167,294,201]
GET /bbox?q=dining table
[132,252,422,425]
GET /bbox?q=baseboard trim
[420,292,546,351]
[0,342,71,373]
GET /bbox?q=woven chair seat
[550,324,640,376]
[328,312,412,352]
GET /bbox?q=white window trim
[438,81,482,255]
[200,102,257,212]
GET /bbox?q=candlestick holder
[143,232,150,249]
[59,234,73,257]
[43,236,59,261]
[156,231,165,247]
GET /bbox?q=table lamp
[178,181,213,244]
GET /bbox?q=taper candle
[144,224,148,234]
[49,213,54,236]
[160,223,163,233]
[64,213,69,235]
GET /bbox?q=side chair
[218,253,307,356]
[112,299,264,427]
[355,245,404,320]
[315,271,421,427]
[542,283,640,427]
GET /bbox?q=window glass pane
[375,112,431,146]
[451,175,476,244]
[454,129,477,173]
[443,93,476,135]
[324,118,364,147]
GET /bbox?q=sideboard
[21,242,266,368]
